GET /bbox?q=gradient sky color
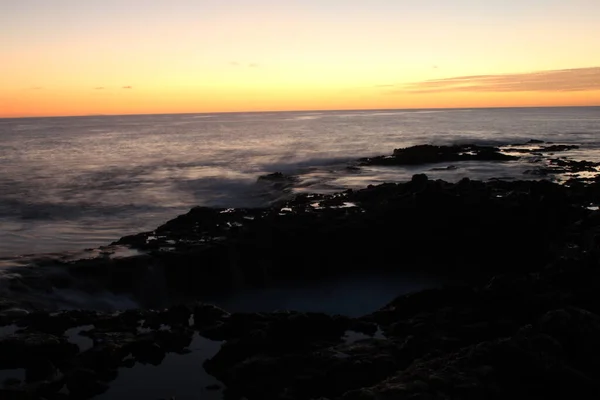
[2,0,600,117]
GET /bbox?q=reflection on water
[91,271,426,399]
[0,269,437,399]
[64,325,95,352]
[0,325,18,337]
[205,270,440,317]
[0,368,25,388]
[95,334,223,400]
[343,328,386,344]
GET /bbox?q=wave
[430,135,582,148]
[0,197,172,221]
[258,156,356,174]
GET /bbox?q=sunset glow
[2,0,600,117]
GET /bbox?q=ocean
[1,107,599,259]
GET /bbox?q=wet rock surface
[104,173,595,300]
[359,144,518,166]
[3,143,600,398]
[357,142,598,179]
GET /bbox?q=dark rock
[410,173,429,191]
[0,333,78,369]
[339,309,600,400]
[25,359,58,383]
[154,328,193,354]
[430,164,458,171]
[194,303,229,329]
[257,172,289,181]
[207,337,400,400]
[17,310,98,337]
[160,304,191,327]
[541,144,579,152]
[94,312,140,333]
[0,388,32,400]
[90,175,592,302]
[129,340,165,365]
[537,307,600,372]
[256,172,300,193]
[360,144,518,166]
[77,332,136,372]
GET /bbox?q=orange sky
[2,1,600,117]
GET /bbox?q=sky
[1,0,600,117]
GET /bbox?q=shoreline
[2,142,600,398]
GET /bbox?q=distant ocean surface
[1,107,599,258]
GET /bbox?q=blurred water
[1,107,599,257]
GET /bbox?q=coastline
[3,142,600,399]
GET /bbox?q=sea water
[2,107,598,258]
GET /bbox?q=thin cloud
[122,86,133,89]
[374,84,395,88]
[94,87,105,90]
[394,67,600,94]
[230,61,259,68]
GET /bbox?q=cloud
[122,86,133,89]
[374,84,395,88]
[230,61,259,68]
[394,67,600,94]
[94,87,105,90]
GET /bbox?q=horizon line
[1,104,599,120]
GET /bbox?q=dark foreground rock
[7,259,600,400]
[200,248,600,400]
[3,144,600,399]
[100,174,597,302]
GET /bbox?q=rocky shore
[3,143,600,399]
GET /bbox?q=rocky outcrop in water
[359,144,518,166]
[356,142,596,179]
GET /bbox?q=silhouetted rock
[193,303,229,329]
[256,172,300,194]
[0,333,78,369]
[542,144,579,152]
[360,144,517,166]
[129,339,165,365]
